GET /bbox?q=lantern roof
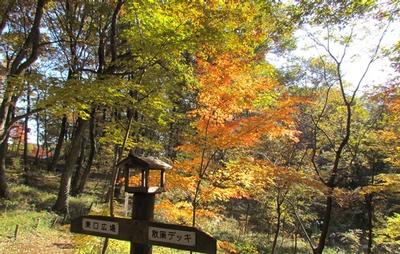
[117,153,172,170]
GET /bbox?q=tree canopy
[0,0,399,253]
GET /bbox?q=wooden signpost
[70,154,217,254]
[71,215,217,254]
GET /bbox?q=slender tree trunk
[23,83,30,168]
[52,118,88,215]
[43,110,49,159]
[366,160,376,254]
[35,112,40,164]
[48,116,67,171]
[192,179,202,227]
[101,146,119,254]
[76,114,96,195]
[106,114,133,208]
[23,83,30,183]
[16,136,22,154]
[280,218,285,248]
[314,195,333,254]
[244,200,251,235]
[366,194,374,254]
[271,195,282,254]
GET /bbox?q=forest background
[0,0,400,253]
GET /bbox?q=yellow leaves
[125,0,267,61]
[156,200,193,225]
[375,209,400,249]
[375,213,400,246]
[229,158,328,198]
[218,240,238,254]
[358,174,400,196]
[195,54,275,123]
[156,199,217,225]
[378,130,398,141]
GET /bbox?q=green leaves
[376,213,400,251]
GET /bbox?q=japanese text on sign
[82,218,119,235]
[148,226,196,246]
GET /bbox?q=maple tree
[170,52,300,230]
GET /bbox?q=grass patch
[0,210,58,238]
[0,167,102,253]
[0,210,75,254]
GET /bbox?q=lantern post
[118,152,171,254]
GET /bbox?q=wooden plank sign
[71,216,133,241]
[70,215,217,254]
[82,218,119,235]
[149,226,195,246]
[145,221,216,254]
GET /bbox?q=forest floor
[0,164,192,254]
[0,165,95,254]
[0,162,350,254]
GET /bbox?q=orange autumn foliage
[170,53,304,224]
[185,53,301,150]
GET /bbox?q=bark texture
[52,118,88,214]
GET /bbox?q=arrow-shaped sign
[70,215,217,254]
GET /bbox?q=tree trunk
[0,0,46,144]
[0,0,47,197]
[16,135,22,154]
[71,136,86,196]
[280,218,285,248]
[271,195,282,254]
[365,159,376,254]
[366,194,374,254]
[43,110,49,159]
[314,195,333,254]
[244,200,251,235]
[0,140,10,199]
[23,83,31,183]
[76,115,96,195]
[35,111,40,164]
[48,116,67,171]
[52,118,88,215]
[192,178,202,227]
[0,99,15,198]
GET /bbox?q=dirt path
[0,231,75,254]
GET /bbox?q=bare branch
[350,20,391,104]
[339,27,354,64]
[0,0,16,35]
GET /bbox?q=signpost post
[70,154,217,254]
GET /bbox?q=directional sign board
[149,226,195,246]
[82,218,119,235]
[71,215,216,254]
[144,221,216,254]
